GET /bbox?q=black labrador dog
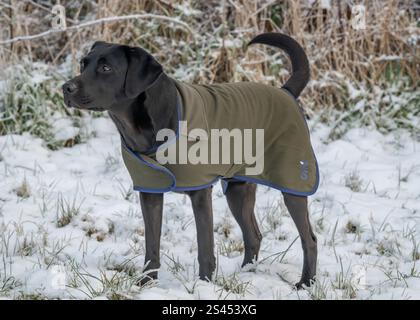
[62,33,317,288]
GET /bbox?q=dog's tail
[248,32,310,98]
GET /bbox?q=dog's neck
[108,73,178,153]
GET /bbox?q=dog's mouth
[64,95,104,112]
[86,106,105,111]
[79,95,92,105]
[64,98,77,109]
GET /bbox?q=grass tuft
[56,195,83,228]
[14,178,30,199]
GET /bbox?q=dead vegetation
[0,1,417,120]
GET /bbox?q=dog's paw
[138,273,158,287]
[294,281,306,290]
[294,278,315,290]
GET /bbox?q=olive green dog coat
[121,80,319,195]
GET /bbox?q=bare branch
[0,13,193,45]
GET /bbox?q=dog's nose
[62,81,78,95]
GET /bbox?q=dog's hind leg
[282,192,317,288]
[225,181,262,267]
[139,192,163,285]
[187,187,216,281]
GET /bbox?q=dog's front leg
[187,187,216,281]
[139,192,163,285]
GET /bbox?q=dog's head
[62,41,163,111]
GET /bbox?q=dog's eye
[100,65,112,73]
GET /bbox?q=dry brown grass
[0,1,418,122]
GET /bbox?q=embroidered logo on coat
[299,160,309,181]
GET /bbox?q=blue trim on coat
[122,94,221,194]
[226,158,319,196]
[171,177,220,192]
[133,185,174,193]
[124,87,320,195]
[122,142,176,191]
[221,89,320,196]
[221,179,229,194]
[133,177,220,193]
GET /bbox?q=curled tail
[248,32,310,98]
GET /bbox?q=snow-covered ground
[0,115,419,300]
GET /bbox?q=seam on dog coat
[121,80,319,195]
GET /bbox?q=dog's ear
[90,41,108,51]
[123,46,163,99]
